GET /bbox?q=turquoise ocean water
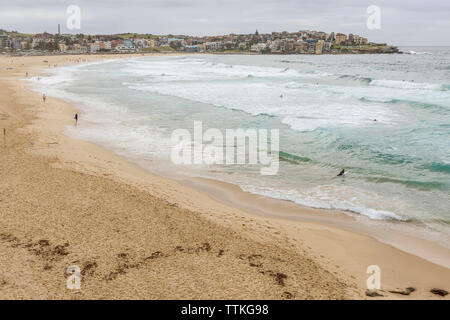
[32,47,450,247]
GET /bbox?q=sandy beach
[0,54,449,299]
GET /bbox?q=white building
[250,43,267,52]
[90,43,100,52]
[205,42,223,51]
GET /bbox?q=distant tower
[58,24,60,35]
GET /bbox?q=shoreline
[183,177,450,267]
[1,54,449,299]
[44,53,449,267]
[123,148,450,268]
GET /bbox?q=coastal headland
[1,29,400,55]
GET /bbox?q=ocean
[31,47,450,248]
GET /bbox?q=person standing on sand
[42,93,46,102]
[74,113,78,125]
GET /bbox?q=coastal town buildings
[0,34,11,49]
[0,29,398,55]
[334,33,347,45]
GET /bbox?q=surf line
[171,120,280,175]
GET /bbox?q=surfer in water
[337,169,345,176]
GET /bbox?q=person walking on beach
[74,113,78,125]
[42,93,46,102]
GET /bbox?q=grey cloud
[0,0,449,45]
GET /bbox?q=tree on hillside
[169,40,183,50]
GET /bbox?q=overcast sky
[1,0,449,46]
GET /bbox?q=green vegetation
[34,39,60,51]
[115,33,158,39]
[331,43,386,50]
[0,29,34,38]
[8,32,34,38]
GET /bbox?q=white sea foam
[123,58,326,81]
[240,184,407,221]
[125,65,398,133]
[370,79,442,91]
[28,68,75,88]
[407,50,432,55]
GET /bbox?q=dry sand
[0,54,449,300]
